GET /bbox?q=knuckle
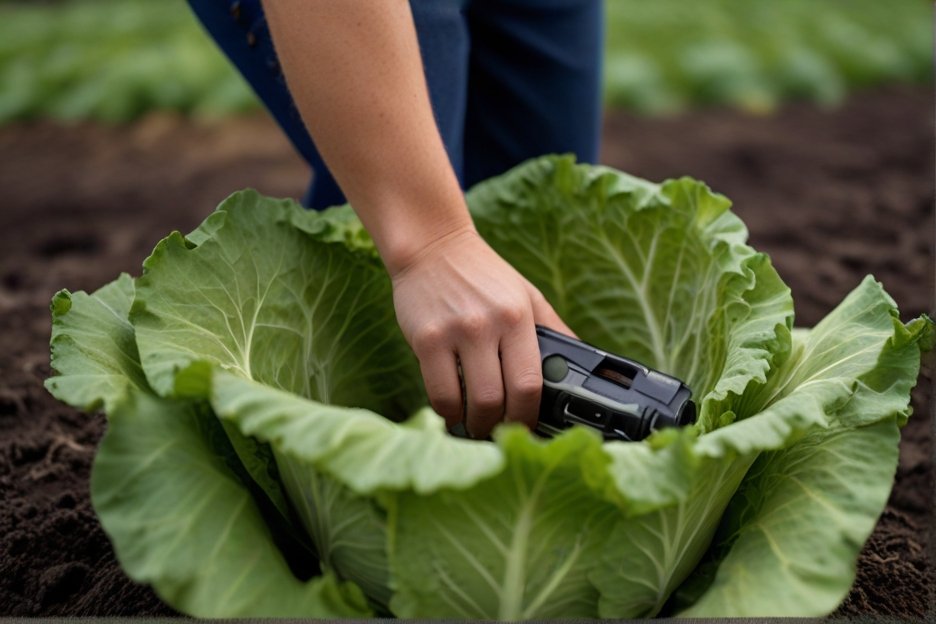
[512,369,543,398]
[497,303,526,326]
[412,322,447,352]
[457,313,488,339]
[470,388,504,414]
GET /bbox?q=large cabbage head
[46,156,931,618]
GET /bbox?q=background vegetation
[0,0,931,123]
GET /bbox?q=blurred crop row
[0,0,257,123]
[0,0,931,123]
[605,0,933,114]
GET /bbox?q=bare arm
[263,0,573,436]
[263,0,467,272]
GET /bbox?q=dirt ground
[0,85,932,617]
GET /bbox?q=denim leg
[187,0,344,209]
[462,0,604,187]
[187,0,470,209]
[410,0,471,186]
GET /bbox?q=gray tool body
[535,326,696,441]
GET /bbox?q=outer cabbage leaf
[46,264,299,529]
[386,427,617,620]
[672,280,933,617]
[45,274,371,618]
[590,277,932,618]
[93,388,371,618]
[277,454,393,611]
[46,273,147,412]
[590,452,754,618]
[130,189,426,543]
[678,417,900,617]
[131,189,421,421]
[697,277,931,459]
[210,370,504,494]
[209,369,506,611]
[594,426,701,513]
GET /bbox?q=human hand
[262,0,577,437]
[389,227,575,438]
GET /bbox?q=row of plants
[0,0,256,123]
[604,0,932,113]
[0,0,931,123]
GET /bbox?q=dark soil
[0,85,932,617]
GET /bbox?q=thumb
[524,280,578,338]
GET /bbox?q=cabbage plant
[46,156,931,618]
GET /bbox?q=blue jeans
[188,0,604,209]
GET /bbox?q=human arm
[262,0,573,435]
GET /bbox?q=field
[0,84,931,616]
[0,0,933,617]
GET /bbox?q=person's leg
[187,0,343,208]
[409,0,472,186]
[462,0,604,187]
[187,0,470,209]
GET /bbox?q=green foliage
[604,0,933,114]
[46,156,931,617]
[0,0,257,123]
[0,0,930,123]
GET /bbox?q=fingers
[459,338,505,438]
[499,321,542,430]
[415,341,463,428]
[408,281,573,438]
[524,280,577,338]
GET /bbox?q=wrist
[380,211,477,278]
[356,175,475,276]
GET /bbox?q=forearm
[262,0,472,274]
